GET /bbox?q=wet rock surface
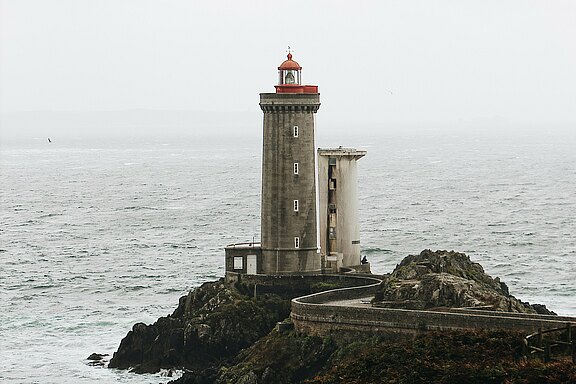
[108,279,290,374]
[373,249,556,314]
[86,353,109,367]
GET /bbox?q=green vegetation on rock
[174,328,576,384]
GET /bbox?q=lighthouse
[259,53,321,274]
[225,52,368,277]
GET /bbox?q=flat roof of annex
[318,147,367,160]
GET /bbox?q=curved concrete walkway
[291,275,576,338]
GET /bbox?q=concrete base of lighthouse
[261,248,321,274]
[225,243,322,275]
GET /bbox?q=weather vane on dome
[286,45,294,55]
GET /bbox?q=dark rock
[87,360,106,367]
[130,360,161,374]
[86,353,109,367]
[170,327,576,384]
[87,353,109,361]
[108,278,291,374]
[212,330,336,384]
[498,279,510,296]
[168,366,219,384]
[519,301,556,315]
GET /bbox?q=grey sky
[1,0,575,132]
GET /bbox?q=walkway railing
[291,275,383,305]
[524,323,576,363]
[291,276,576,339]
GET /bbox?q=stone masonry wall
[226,272,381,299]
[291,281,576,338]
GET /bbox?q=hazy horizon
[1,1,575,140]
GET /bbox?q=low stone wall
[291,280,576,338]
[226,272,381,299]
[293,276,381,304]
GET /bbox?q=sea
[1,127,575,383]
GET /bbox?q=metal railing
[225,242,261,248]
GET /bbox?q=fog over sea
[1,127,575,383]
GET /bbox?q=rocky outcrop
[374,250,555,314]
[108,279,290,374]
[86,353,109,367]
[107,250,560,381]
[171,327,576,384]
[170,329,336,384]
[107,276,367,376]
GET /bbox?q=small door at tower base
[246,254,257,275]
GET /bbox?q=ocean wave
[38,213,64,219]
[116,206,163,211]
[168,243,198,249]
[362,247,395,255]
[491,263,513,268]
[10,295,36,302]
[507,241,535,247]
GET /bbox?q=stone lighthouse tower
[225,53,368,277]
[259,53,321,274]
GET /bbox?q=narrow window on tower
[293,162,299,175]
[294,237,300,249]
[293,125,299,137]
[293,199,299,212]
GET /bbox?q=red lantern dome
[278,53,302,71]
[275,53,318,94]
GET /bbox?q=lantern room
[275,53,319,94]
[278,53,302,85]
